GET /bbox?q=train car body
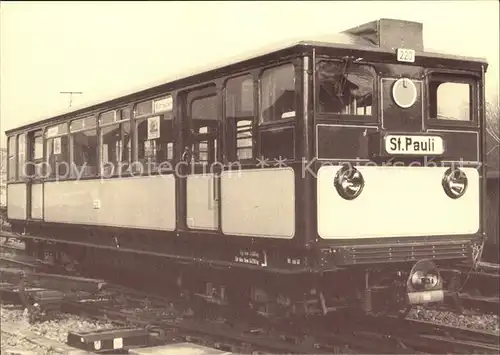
[5,19,488,316]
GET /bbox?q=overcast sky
[1,1,499,147]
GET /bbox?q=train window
[260,64,296,123]
[429,81,472,121]
[46,124,69,178]
[72,130,98,178]
[225,75,254,162]
[134,96,174,172]
[135,100,153,117]
[190,125,217,163]
[31,132,44,178]
[7,136,16,181]
[101,109,132,176]
[70,116,97,131]
[99,110,117,125]
[136,111,174,171]
[70,117,98,178]
[46,123,68,136]
[191,95,218,120]
[316,61,374,116]
[34,134,43,160]
[190,95,218,164]
[17,134,26,179]
[186,88,218,165]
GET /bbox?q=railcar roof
[5,32,488,135]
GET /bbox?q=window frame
[44,122,70,180]
[259,61,298,126]
[17,133,27,181]
[69,115,99,179]
[314,58,378,125]
[7,135,17,182]
[187,87,219,166]
[133,94,175,173]
[29,130,45,180]
[32,131,44,161]
[99,108,133,177]
[224,73,256,164]
[426,72,479,129]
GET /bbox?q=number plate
[397,48,415,63]
[385,135,444,155]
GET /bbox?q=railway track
[0,241,25,256]
[59,294,500,354]
[2,270,499,354]
[3,234,497,316]
[1,234,499,354]
[439,262,500,315]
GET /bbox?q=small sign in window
[153,96,173,113]
[53,137,62,155]
[147,116,160,140]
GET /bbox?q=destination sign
[384,135,444,155]
[153,96,173,113]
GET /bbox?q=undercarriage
[14,235,465,320]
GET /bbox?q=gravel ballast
[2,303,499,355]
[1,305,116,354]
[407,306,500,333]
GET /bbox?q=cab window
[260,63,296,123]
[429,79,473,121]
[316,60,374,116]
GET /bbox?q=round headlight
[442,168,468,199]
[411,270,440,290]
[334,165,364,200]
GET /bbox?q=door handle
[181,147,191,162]
[213,175,220,202]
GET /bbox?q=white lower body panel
[7,184,27,220]
[221,168,295,238]
[44,175,176,231]
[317,166,480,239]
[31,183,43,219]
[186,174,218,230]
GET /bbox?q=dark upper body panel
[6,18,487,135]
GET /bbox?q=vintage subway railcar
[5,19,488,316]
